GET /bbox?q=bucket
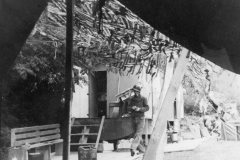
[171,133,179,142]
[28,153,44,160]
[78,146,97,160]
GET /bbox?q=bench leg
[24,150,28,160]
[20,146,28,160]
[48,146,51,160]
[55,142,63,155]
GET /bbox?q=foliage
[182,53,217,116]
[183,87,200,114]
[1,35,84,160]
[6,75,65,126]
[0,127,10,160]
[0,77,65,160]
[12,38,64,81]
[0,41,68,159]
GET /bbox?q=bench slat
[14,137,40,146]
[15,131,38,139]
[15,129,60,139]
[11,124,61,147]
[14,134,61,147]
[29,139,63,149]
[40,129,60,136]
[40,134,60,142]
[12,124,60,133]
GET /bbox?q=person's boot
[137,143,146,154]
[130,149,135,156]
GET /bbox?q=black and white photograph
[1,0,240,160]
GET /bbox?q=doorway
[95,71,107,117]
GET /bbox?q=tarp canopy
[32,0,180,76]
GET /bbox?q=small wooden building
[71,58,185,137]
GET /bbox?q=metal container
[78,146,97,160]
[28,153,44,160]
[171,133,179,142]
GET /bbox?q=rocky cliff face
[183,53,240,120]
[208,91,240,121]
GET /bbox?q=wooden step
[70,116,105,150]
[70,143,96,145]
[71,133,98,136]
[71,125,100,127]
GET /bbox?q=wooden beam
[95,116,105,149]
[63,0,74,160]
[153,56,175,122]
[145,119,149,145]
[143,48,190,160]
[155,127,167,160]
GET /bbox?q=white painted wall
[72,83,89,118]
[71,62,185,119]
[71,66,89,118]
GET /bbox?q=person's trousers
[131,116,145,152]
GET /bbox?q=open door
[89,71,107,117]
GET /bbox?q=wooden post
[145,119,149,145]
[235,126,238,141]
[237,126,239,141]
[0,80,2,138]
[63,0,74,160]
[143,48,190,160]
[0,79,1,136]
[222,123,227,140]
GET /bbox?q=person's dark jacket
[123,95,149,117]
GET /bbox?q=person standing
[122,85,149,156]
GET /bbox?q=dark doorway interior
[95,71,107,117]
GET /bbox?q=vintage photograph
[1,0,240,160]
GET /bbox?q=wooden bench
[10,124,63,160]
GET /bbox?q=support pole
[0,80,2,138]
[63,0,74,160]
[143,48,190,160]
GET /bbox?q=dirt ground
[164,138,240,160]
